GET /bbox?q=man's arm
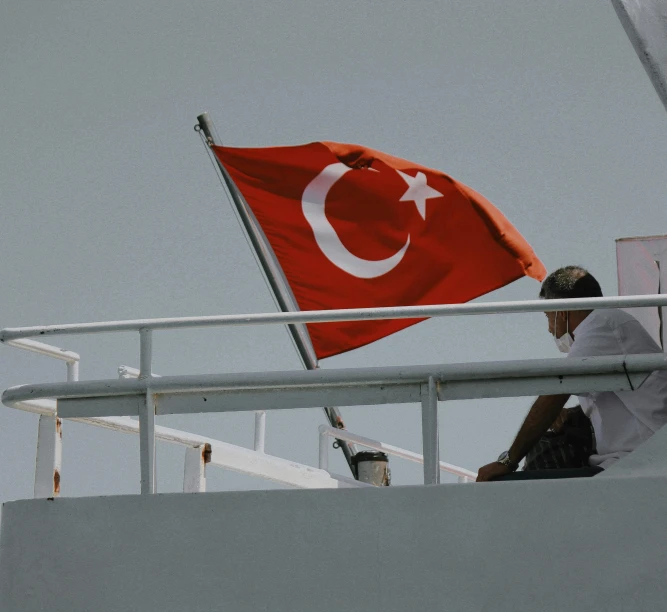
[476,393,570,482]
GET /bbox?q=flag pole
[195,112,357,477]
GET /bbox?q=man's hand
[476,394,570,483]
[476,461,512,482]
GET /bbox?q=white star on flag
[396,170,443,220]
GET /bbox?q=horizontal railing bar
[438,372,642,401]
[4,353,667,412]
[14,399,220,448]
[6,339,80,362]
[76,416,214,448]
[150,386,418,416]
[2,294,667,341]
[319,425,477,480]
[15,399,59,416]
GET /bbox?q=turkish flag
[213,142,546,359]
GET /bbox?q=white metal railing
[7,342,367,497]
[6,338,80,381]
[18,397,362,493]
[5,350,663,489]
[2,294,667,342]
[5,339,80,497]
[118,365,267,454]
[2,294,666,495]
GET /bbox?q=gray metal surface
[4,476,667,611]
[612,0,667,112]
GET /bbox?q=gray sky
[1,0,666,501]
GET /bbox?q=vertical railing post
[183,444,209,493]
[420,376,440,485]
[319,430,329,471]
[139,328,153,379]
[139,390,156,494]
[33,354,76,499]
[254,411,266,453]
[139,329,156,494]
[34,416,62,498]
[66,360,79,383]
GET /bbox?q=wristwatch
[497,450,519,472]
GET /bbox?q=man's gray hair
[539,266,603,300]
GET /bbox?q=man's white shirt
[567,308,667,468]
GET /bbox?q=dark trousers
[493,466,603,481]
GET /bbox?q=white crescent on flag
[301,163,442,279]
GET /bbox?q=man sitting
[477,265,667,482]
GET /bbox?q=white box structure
[616,235,667,349]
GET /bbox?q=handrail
[3,294,665,494]
[4,349,360,492]
[6,339,80,363]
[4,353,665,408]
[2,294,667,341]
[12,398,363,490]
[4,351,662,490]
[7,338,80,382]
[117,364,266,452]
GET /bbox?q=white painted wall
[602,416,667,478]
[2,470,667,612]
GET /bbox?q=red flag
[213,142,546,359]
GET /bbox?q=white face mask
[553,311,574,353]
